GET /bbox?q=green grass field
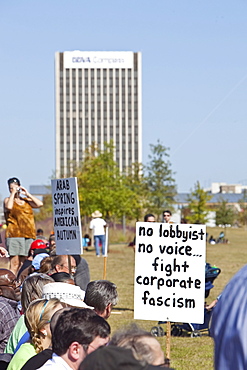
[0,226,245,369]
[82,226,247,370]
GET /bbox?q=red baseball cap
[30,239,47,250]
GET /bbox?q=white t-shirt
[89,218,106,236]
[37,353,73,369]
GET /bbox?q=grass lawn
[0,226,245,369]
[82,226,247,370]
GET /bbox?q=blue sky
[1,1,247,199]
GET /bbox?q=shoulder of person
[3,197,10,205]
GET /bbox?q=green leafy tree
[186,181,212,224]
[123,162,147,220]
[238,190,247,228]
[216,198,235,227]
[76,142,143,220]
[144,140,176,220]
[34,190,53,222]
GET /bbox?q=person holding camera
[4,177,43,275]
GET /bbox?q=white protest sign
[134,223,206,324]
[51,177,83,255]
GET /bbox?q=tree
[216,199,235,227]
[186,181,212,224]
[123,162,147,221]
[76,142,143,220]
[144,140,176,220]
[238,190,247,228]
[34,190,53,222]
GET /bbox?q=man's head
[110,324,165,366]
[84,280,118,319]
[0,269,21,302]
[144,214,155,222]
[79,346,164,370]
[51,255,77,276]
[52,307,110,366]
[29,239,48,257]
[163,210,172,223]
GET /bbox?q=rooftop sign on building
[64,51,134,69]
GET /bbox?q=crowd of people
[0,249,173,369]
[4,176,246,368]
[0,177,175,369]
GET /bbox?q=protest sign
[51,177,82,255]
[134,222,206,323]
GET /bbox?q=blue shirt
[210,264,247,370]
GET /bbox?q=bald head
[0,269,21,301]
[110,324,165,366]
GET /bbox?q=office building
[55,51,142,177]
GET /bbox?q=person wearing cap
[17,239,49,282]
[9,281,90,358]
[4,177,43,275]
[42,282,90,308]
[89,211,107,257]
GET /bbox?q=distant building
[55,51,142,177]
[176,183,247,225]
[206,182,247,194]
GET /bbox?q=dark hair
[84,280,118,313]
[49,235,55,242]
[144,214,155,222]
[79,346,154,370]
[52,308,110,356]
[7,177,20,187]
[37,229,43,234]
[163,210,172,216]
[50,272,74,283]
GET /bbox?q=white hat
[42,282,93,309]
[92,210,102,218]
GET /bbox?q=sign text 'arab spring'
[134,223,206,323]
[51,178,82,255]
